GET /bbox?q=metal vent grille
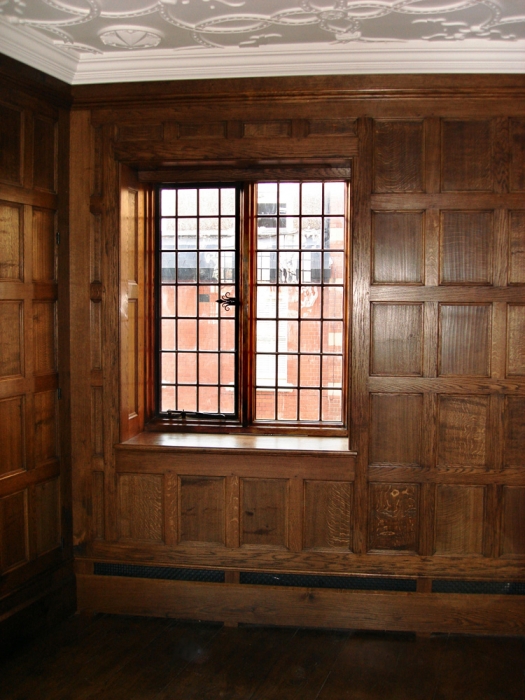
[239,572,416,591]
[432,580,525,595]
[93,563,225,583]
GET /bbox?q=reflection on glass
[278,320,298,352]
[199,218,219,249]
[257,354,276,386]
[302,182,322,215]
[279,217,299,249]
[280,182,300,215]
[161,286,175,316]
[199,251,218,282]
[278,286,298,318]
[324,182,345,215]
[324,217,345,249]
[326,252,344,284]
[178,218,197,250]
[301,252,322,284]
[161,253,176,283]
[257,218,277,249]
[220,252,235,283]
[161,218,175,249]
[221,188,236,216]
[301,218,322,249]
[257,251,277,283]
[221,218,235,249]
[323,286,344,319]
[178,252,197,283]
[257,286,276,318]
[279,251,299,284]
[178,189,197,216]
[199,188,219,216]
[256,321,276,352]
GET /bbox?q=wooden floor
[1,614,524,699]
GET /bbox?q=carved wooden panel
[241,478,287,547]
[510,119,525,192]
[178,122,225,139]
[371,303,422,376]
[118,474,163,542]
[33,117,56,192]
[372,211,423,284]
[92,471,105,540]
[369,393,422,466]
[33,301,56,374]
[243,121,291,138]
[440,211,493,285]
[507,305,525,376]
[437,395,488,468]
[303,481,352,550]
[34,477,60,556]
[504,397,525,468]
[0,103,22,184]
[501,487,525,556]
[0,301,23,378]
[32,208,56,282]
[373,120,424,193]
[34,390,57,466]
[179,476,225,545]
[509,211,525,284]
[0,395,24,476]
[368,483,419,552]
[442,120,493,192]
[439,304,491,376]
[0,490,28,572]
[434,485,484,555]
[0,202,22,280]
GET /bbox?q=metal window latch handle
[215,292,239,311]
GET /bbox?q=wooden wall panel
[509,211,525,284]
[507,305,525,375]
[371,303,422,375]
[0,201,22,280]
[0,102,22,185]
[439,304,491,376]
[510,119,525,192]
[33,117,56,192]
[368,483,419,552]
[32,208,55,282]
[371,211,423,284]
[0,395,25,476]
[434,485,484,555]
[34,390,57,466]
[303,481,352,550]
[504,397,525,468]
[441,120,493,192]
[437,395,488,468]
[0,490,28,572]
[0,301,23,378]
[34,477,60,556]
[92,471,105,540]
[179,476,225,545]
[373,120,424,193]
[33,301,56,374]
[118,474,163,542]
[241,479,287,547]
[501,487,525,556]
[440,211,493,284]
[369,394,422,466]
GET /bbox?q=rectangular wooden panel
[243,122,291,138]
[90,301,102,370]
[0,201,22,280]
[0,300,23,378]
[0,489,28,572]
[509,211,525,284]
[92,471,105,540]
[34,477,60,556]
[502,487,525,556]
[127,189,138,282]
[369,393,422,466]
[309,119,356,136]
[0,103,22,184]
[372,211,423,284]
[371,303,422,376]
[33,301,55,374]
[91,386,104,457]
[241,478,287,547]
[32,208,55,282]
[34,390,57,466]
[434,485,484,555]
[442,120,493,192]
[118,474,163,542]
[439,304,491,376]
[440,211,493,284]
[504,396,525,468]
[117,124,164,142]
[179,476,225,545]
[303,480,352,550]
[33,117,56,192]
[128,298,138,416]
[437,395,488,468]
[507,305,525,375]
[510,119,525,192]
[178,122,225,139]
[0,395,24,476]
[368,483,419,552]
[373,120,424,193]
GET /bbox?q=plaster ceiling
[0,0,524,84]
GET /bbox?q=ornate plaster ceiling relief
[0,0,523,83]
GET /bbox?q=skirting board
[77,574,525,636]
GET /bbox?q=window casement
[154,178,350,436]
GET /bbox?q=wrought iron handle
[215,292,239,311]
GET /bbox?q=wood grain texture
[33,477,60,556]
[0,300,23,378]
[371,303,423,376]
[32,207,55,282]
[241,478,287,548]
[32,301,56,374]
[368,483,419,552]
[34,389,57,466]
[439,304,491,376]
[504,396,525,468]
[434,485,484,555]
[303,480,352,550]
[0,201,22,280]
[372,211,423,284]
[0,489,28,572]
[437,395,488,468]
[507,304,525,375]
[0,102,22,185]
[509,118,525,192]
[373,120,424,193]
[369,393,422,466]
[92,471,105,540]
[33,117,56,192]
[509,210,525,284]
[0,395,25,476]
[442,120,493,192]
[440,210,493,284]
[501,486,525,555]
[118,473,163,542]
[179,476,225,545]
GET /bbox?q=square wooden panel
[371,303,423,376]
[0,103,22,185]
[501,487,525,556]
[440,211,493,284]
[510,119,525,192]
[509,211,525,284]
[442,120,493,192]
[303,481,352,550]
[33,301,56,375]
[439,304,491,377]
[373,120,424,193]
[0,301,23,379]
[0,395,25,476]
[372,211,423,284]
[0,490,28,572]
[33,117,56,192]
[0,201,22,280]
[504,397,525,468]
[368,483,419,552]
[118,474,164,542]
[241,478,287,547]
[34,390,57,466]
[507,305,525,376]
[34,477,60,556]
[32,208,56,282]
[434,485,484,555]
[369,393,422,466]
[179,476,225,545]
[437,395,488,468]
